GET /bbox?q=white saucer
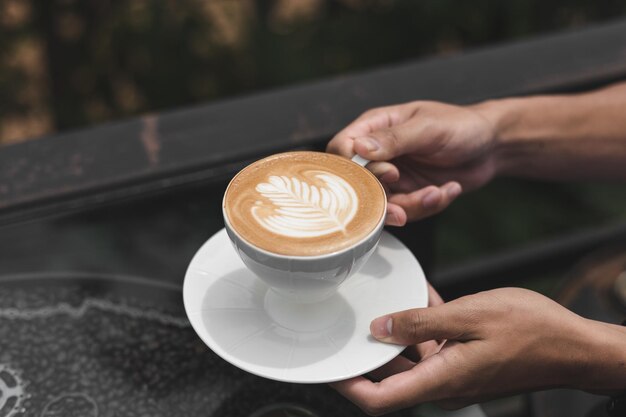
[183,229,427,384]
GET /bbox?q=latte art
[224,152,386,256]
[252,172,358,238]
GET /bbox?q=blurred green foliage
[2,0,626,141]
[436,180,626,266]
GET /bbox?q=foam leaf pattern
[252,172,359,238]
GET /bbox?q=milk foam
[252,171,358,238]
[224,151,386,256]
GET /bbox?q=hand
[327,101,497,226]
[395,282,446,365]
[331,288,625,416]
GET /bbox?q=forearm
[474,82,626,181]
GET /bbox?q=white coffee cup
[223,155,385,303]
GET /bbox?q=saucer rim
[183,228,428,384]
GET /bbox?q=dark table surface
[1,180,418,417]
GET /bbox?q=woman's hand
[331,288,626,416]
[327,101,498,226]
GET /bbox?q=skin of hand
[326,84,626,415]
[326,101,498,226]
[331,287,626,416]
[327,82,626,226]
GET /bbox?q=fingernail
[446,183,462,199]
[371,316,393,339]
[422,189,441,208]
[357,136,380,152]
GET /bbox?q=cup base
[263,290,348,333]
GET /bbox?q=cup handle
[351,154,370,167]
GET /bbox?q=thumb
[370,303,472,345]
[353,123,416,161]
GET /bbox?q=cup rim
[222,151,387,260]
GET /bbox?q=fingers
[331,377,386,415]
[352,123,416,162]
[367,355,416,382]
[370,303,472,345]
[385,204,407,227]
[326,134,357,159]
[386,182,462,223]
[331,356,452,416]
[428,282,445,306]
[405,340,442,362]
[367,161,400,183]
[327,108,403,158]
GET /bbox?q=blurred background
[2,0,626,283]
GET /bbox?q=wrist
[469,97,527,178]
[571,319,626,393]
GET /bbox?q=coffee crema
[224,152,386,256]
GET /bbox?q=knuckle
[326,135,354,157]
[406,310,426,340]
[459,290,512,327]
[378,128,401,148]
